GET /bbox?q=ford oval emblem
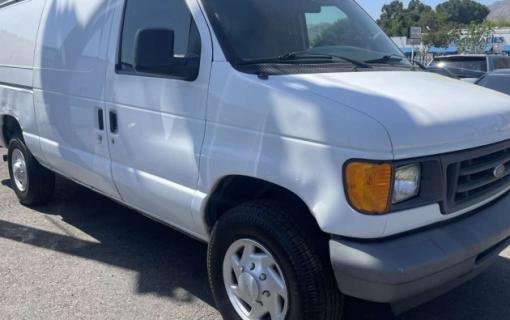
[493,164,506,179]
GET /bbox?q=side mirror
[134,28,175,74]
[134,28,199,81]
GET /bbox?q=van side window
[118,0,201,80]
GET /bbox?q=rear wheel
[208,200,343,320]
[7,136,55,206]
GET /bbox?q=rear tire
[7,136,55,206]
[208,200,343,320]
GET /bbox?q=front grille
[443,140,510,214]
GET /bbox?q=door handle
[109,111,118,133]
[97,109,104,131]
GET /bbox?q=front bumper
[330,193,510,310]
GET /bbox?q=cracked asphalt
[1,150,510,320]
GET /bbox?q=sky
[356,0,496,18]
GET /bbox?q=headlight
[392,164,421,204]
[344,161,393,214]
[344,161,422,214]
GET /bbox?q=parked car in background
[3,1,510,320]
[428,55,510,82]
[476,69,510,95]
[427,65,460,79]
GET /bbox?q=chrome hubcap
[223,239,288,320]
[11,149,27,192]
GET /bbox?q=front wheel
[208,201,343,320]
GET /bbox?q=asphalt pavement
[0,151,510,320]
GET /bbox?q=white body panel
[0,0,46,87]
[196,63,394,237]
[1,0,510,241]
[197,65,510,238]
[0,0,47,157]
[271,71,510,159]
[102,0,211,237]
[32,0,119,198]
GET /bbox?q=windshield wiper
[278,51,373,69]
[365,54,406,64]
[241,51,373,69]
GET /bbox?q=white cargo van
[2,0,510,319]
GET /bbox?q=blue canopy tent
[484,44,494,54]
[428,47,446,55]
[400,47,413,57]
[445,45,458,55]
[428,45,457,56]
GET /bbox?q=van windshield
[202,0,411,72]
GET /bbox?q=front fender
[194,65,395,239]
[195,123,394,239]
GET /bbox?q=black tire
[208,200,343,320]
[7,136,55,206]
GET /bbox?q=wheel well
[2,115,22,145]
[205,175,323,236]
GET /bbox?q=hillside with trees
[488,0,510,20]
[377,0,491,47]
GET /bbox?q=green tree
[422,30,452,47]
[376,0,491,48]
[407,0,434,26]
[420,10,455,47]
[436,0,490,25]
[491,19,510,28]
[454,21,494,53]
[378,1,407,36]
[377,0,440,37]
[377,0,433,36]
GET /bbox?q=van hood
[281,71,510,158]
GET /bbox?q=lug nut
[263,291,271,297]
[259,273,267,281]
[240,266,245,272]
[250,263,255,270]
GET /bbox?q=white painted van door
[103,0,211,234]
[33,0,120,199]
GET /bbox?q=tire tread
[8,137,54,206]
[208,200,343,320]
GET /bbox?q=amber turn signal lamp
[344,161,393,214]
